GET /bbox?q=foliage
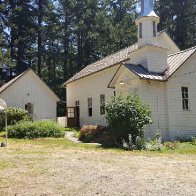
[7,120,64,139]
[79,125,106,143]
[155,0,196,50]
[191,137,196,145]
[105,95,152,143]
[0,107,31,131]
[122,134,146,150]
[163,141,180,150]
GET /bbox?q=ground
[0,136,196,196]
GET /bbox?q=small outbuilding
[0,69,60,120]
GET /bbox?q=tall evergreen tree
[155,0,196,49]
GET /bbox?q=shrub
[191,137,196,145]
[163,141,180,150]
[7,120,64,139]
[0,107,31,130]
[79,125,106,143]
[105,95,152,144]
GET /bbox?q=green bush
[164,141,180,150]
[7,120,64,139]
[105,95,152,144]
[79,125,106,143]
[0,107,31,130]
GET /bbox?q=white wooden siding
[0,71,58,120]
[66,65,119,126]
[167,53,196,139]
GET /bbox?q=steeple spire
[141,0,158,17]
[135,0,160,48]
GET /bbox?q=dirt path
[0,146,196,196]
[65,131,81,143]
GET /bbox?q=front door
[67,107,76,127]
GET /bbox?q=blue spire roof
[140,0,159,17]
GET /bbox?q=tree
[105,95,152,143]
[155,0,196,49]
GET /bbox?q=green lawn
[0,132,196,195]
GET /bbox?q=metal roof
[64,32,195,86]
[116,46,196,83]
[64,43,138,85]
[166,46,196,78]
[124,64,165,81]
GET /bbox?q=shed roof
[0,69,60,101]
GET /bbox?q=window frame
[88,98,92,117]
[100,94,105,115]
[139,23,142,38]
[181,87,189,111]
[25,103,33,115]
[67,107,75,118]
[153,21,156,37]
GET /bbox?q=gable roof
[0,69,60,101]
[63,31,180,86]
[166,46,196,78]
[64,43,138,85]
[108,46,196,87]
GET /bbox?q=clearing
[0,137,196,196]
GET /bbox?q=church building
[64,0,196,140]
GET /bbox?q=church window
[181,87,189,111]
[139,23,142,38]
[88,98,92,116]
[100,94,105,115]
[153,21,156,37]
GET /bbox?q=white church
[64,0,196,140]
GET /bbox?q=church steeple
[135,0,160,48]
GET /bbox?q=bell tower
[135,0,160,48]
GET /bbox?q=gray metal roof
[64,43,138,85]
[64,32,195,86]
[124,64,165,81]
[166,46,196,78]
[123,46,196,81]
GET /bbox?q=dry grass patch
[0,135,196,195]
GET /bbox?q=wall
[167,53,196,139]
[115,68,169,140]
[66,65,119,126]
[0,71,57,120]
[140,80,169,139]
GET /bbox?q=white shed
[0,69,60,120]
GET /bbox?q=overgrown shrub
[163,141,179,150]
[0,107,31,130]
[191,137,196,145]
[7,120,64,139]
[79,125,106,143]
[105,95,152,144]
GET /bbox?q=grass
[0,131,196,155]
[0,132,196,195]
